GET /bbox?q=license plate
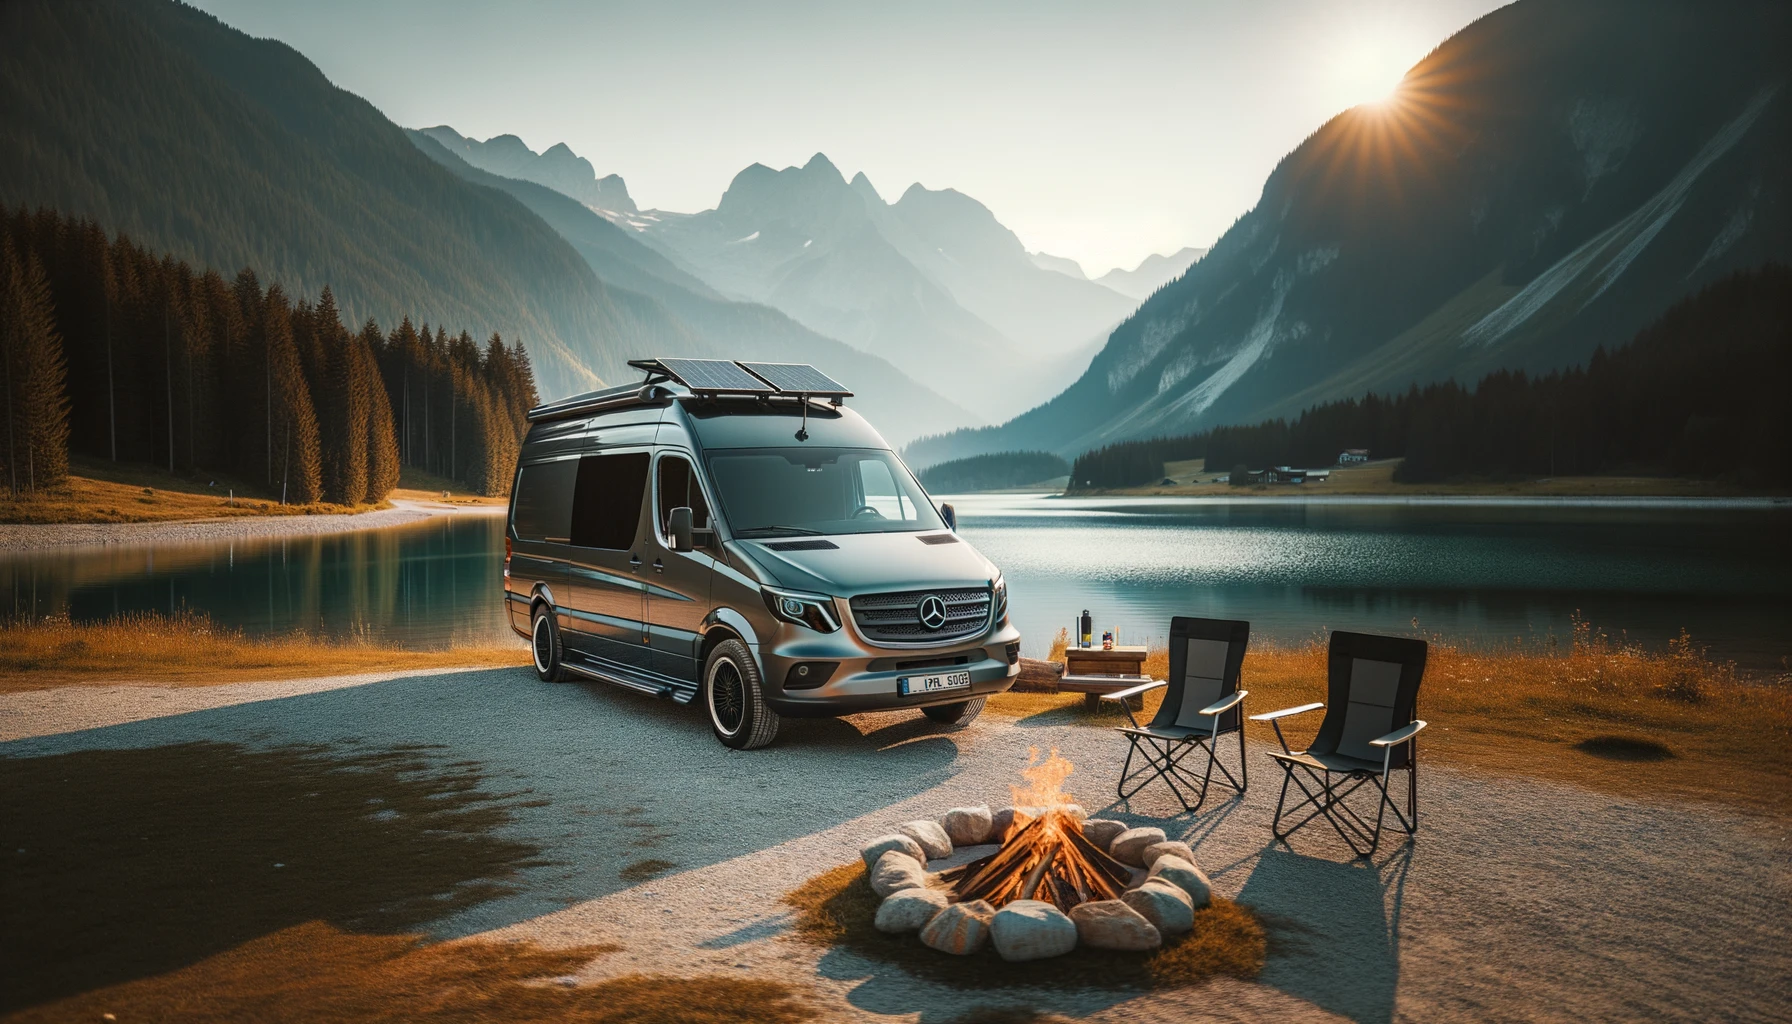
[899,671,972,696]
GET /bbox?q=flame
[1009,746,1076,811]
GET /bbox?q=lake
[5,496,1789,670]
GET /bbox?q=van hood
[733,531,999,596]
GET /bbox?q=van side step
[563,655,698,704]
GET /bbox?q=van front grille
[850,587,991,645]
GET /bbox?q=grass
[3,923,816,1024]
[0,610,527,692]
[0,457,389,524]
[783,861,1264,991]
[1004,621,1792,814]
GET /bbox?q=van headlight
[993,576,1008,625]
[762,586,842,633]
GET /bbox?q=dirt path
[0,498,502,552]
[4,670,1786,1022]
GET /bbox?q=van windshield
[705,448,945,536]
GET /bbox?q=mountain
[404,130,975,442]
[0,0,694,398]
[905,0,1792,467]
[623,154,1137,417]
[417,125,638,215]
[1029,251,1090,280]
[1095,247,1208,300]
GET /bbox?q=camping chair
[1252,631,1428,857]
[1103,617,1250,812]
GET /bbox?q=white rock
[920,899,994,955]
[1079,819,1128,851]
[1070,899,1162,951]
[898,819,953,860]
[1140,840,1196,869]
[940,805,994,846]
[1122,880,1194,935]
[869,850,928,898]
[1110,827,1168,866]
[989,806,1022,842]
[1147,854,1213,908]
[990,899,1079,962]
[874,887,949,933]
[860,833,926,871]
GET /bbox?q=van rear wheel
[923,696,986,728]
[703,639,780,750]
[530,605,565,682]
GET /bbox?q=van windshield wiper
[736,525,824,537]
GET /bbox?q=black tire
[702,639,780,750]
[530,604,566,682]
[923,696,987,727]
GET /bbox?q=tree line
[918,451,1069,494]
[1068,265,1792,490]
[0,208,539,501]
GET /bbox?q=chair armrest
[1249,702,1323,722]
[1100,678,1167,702]
[1195,689,1248,716]
[1369,720,1428,747]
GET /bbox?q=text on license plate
[898,671,972,696]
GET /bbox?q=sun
[1329,33,1421,110]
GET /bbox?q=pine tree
[263,287,323,504]
[0,241,70,494]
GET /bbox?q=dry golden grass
[784,861,1264,991]
[1007,622,1792,814]
[0,611,527,692]
[0,458,388,524]
[3,922,815,1024]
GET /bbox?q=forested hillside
[0,0,694,398]
[1067,266,1792,489]
[1,209,536,501]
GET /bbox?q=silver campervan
[503,358,1020,749]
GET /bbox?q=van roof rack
[526,358,852,423]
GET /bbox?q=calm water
[6,496,1790,669]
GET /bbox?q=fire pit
[859,749,1215,962]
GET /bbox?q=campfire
[937,749,1132,912]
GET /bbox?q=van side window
[656,455,711,535]
[513,459,578,542]
[570,451,649,549]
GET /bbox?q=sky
[188,0,1506,276]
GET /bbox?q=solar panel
[738,362,852,397]
[655,358,775,393]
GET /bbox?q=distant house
[1338,449,1371,465]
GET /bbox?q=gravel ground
[0,498,502,552]
[4,669,1787,1023]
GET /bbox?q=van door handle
[628,554,641,572]
[652,558,664,574]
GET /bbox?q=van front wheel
[923,696,986,728]
[703,639,780,750]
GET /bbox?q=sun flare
[1329,33,1422,110]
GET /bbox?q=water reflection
[5,497,1789,669]
[2,516,512,649]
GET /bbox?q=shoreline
[944,490,1792,510]
[0,497,505,553]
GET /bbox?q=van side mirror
[668,506,695,552]
[940,503,957,532]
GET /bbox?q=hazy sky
[189,0,1505,275]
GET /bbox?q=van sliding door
[563,450,652,672]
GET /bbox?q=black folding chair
[1253,631,1428,857]
[1103,617,1250,812]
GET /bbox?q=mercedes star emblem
[917,594,948,630]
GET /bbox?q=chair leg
[1269,761,1416,858]
[1117,732,1245,813]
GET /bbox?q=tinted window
[706,448,944,537]
[512,459,577,542]
[656,455,711,535]
[570,451,649,549]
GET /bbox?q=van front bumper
[760,622,1022,718]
